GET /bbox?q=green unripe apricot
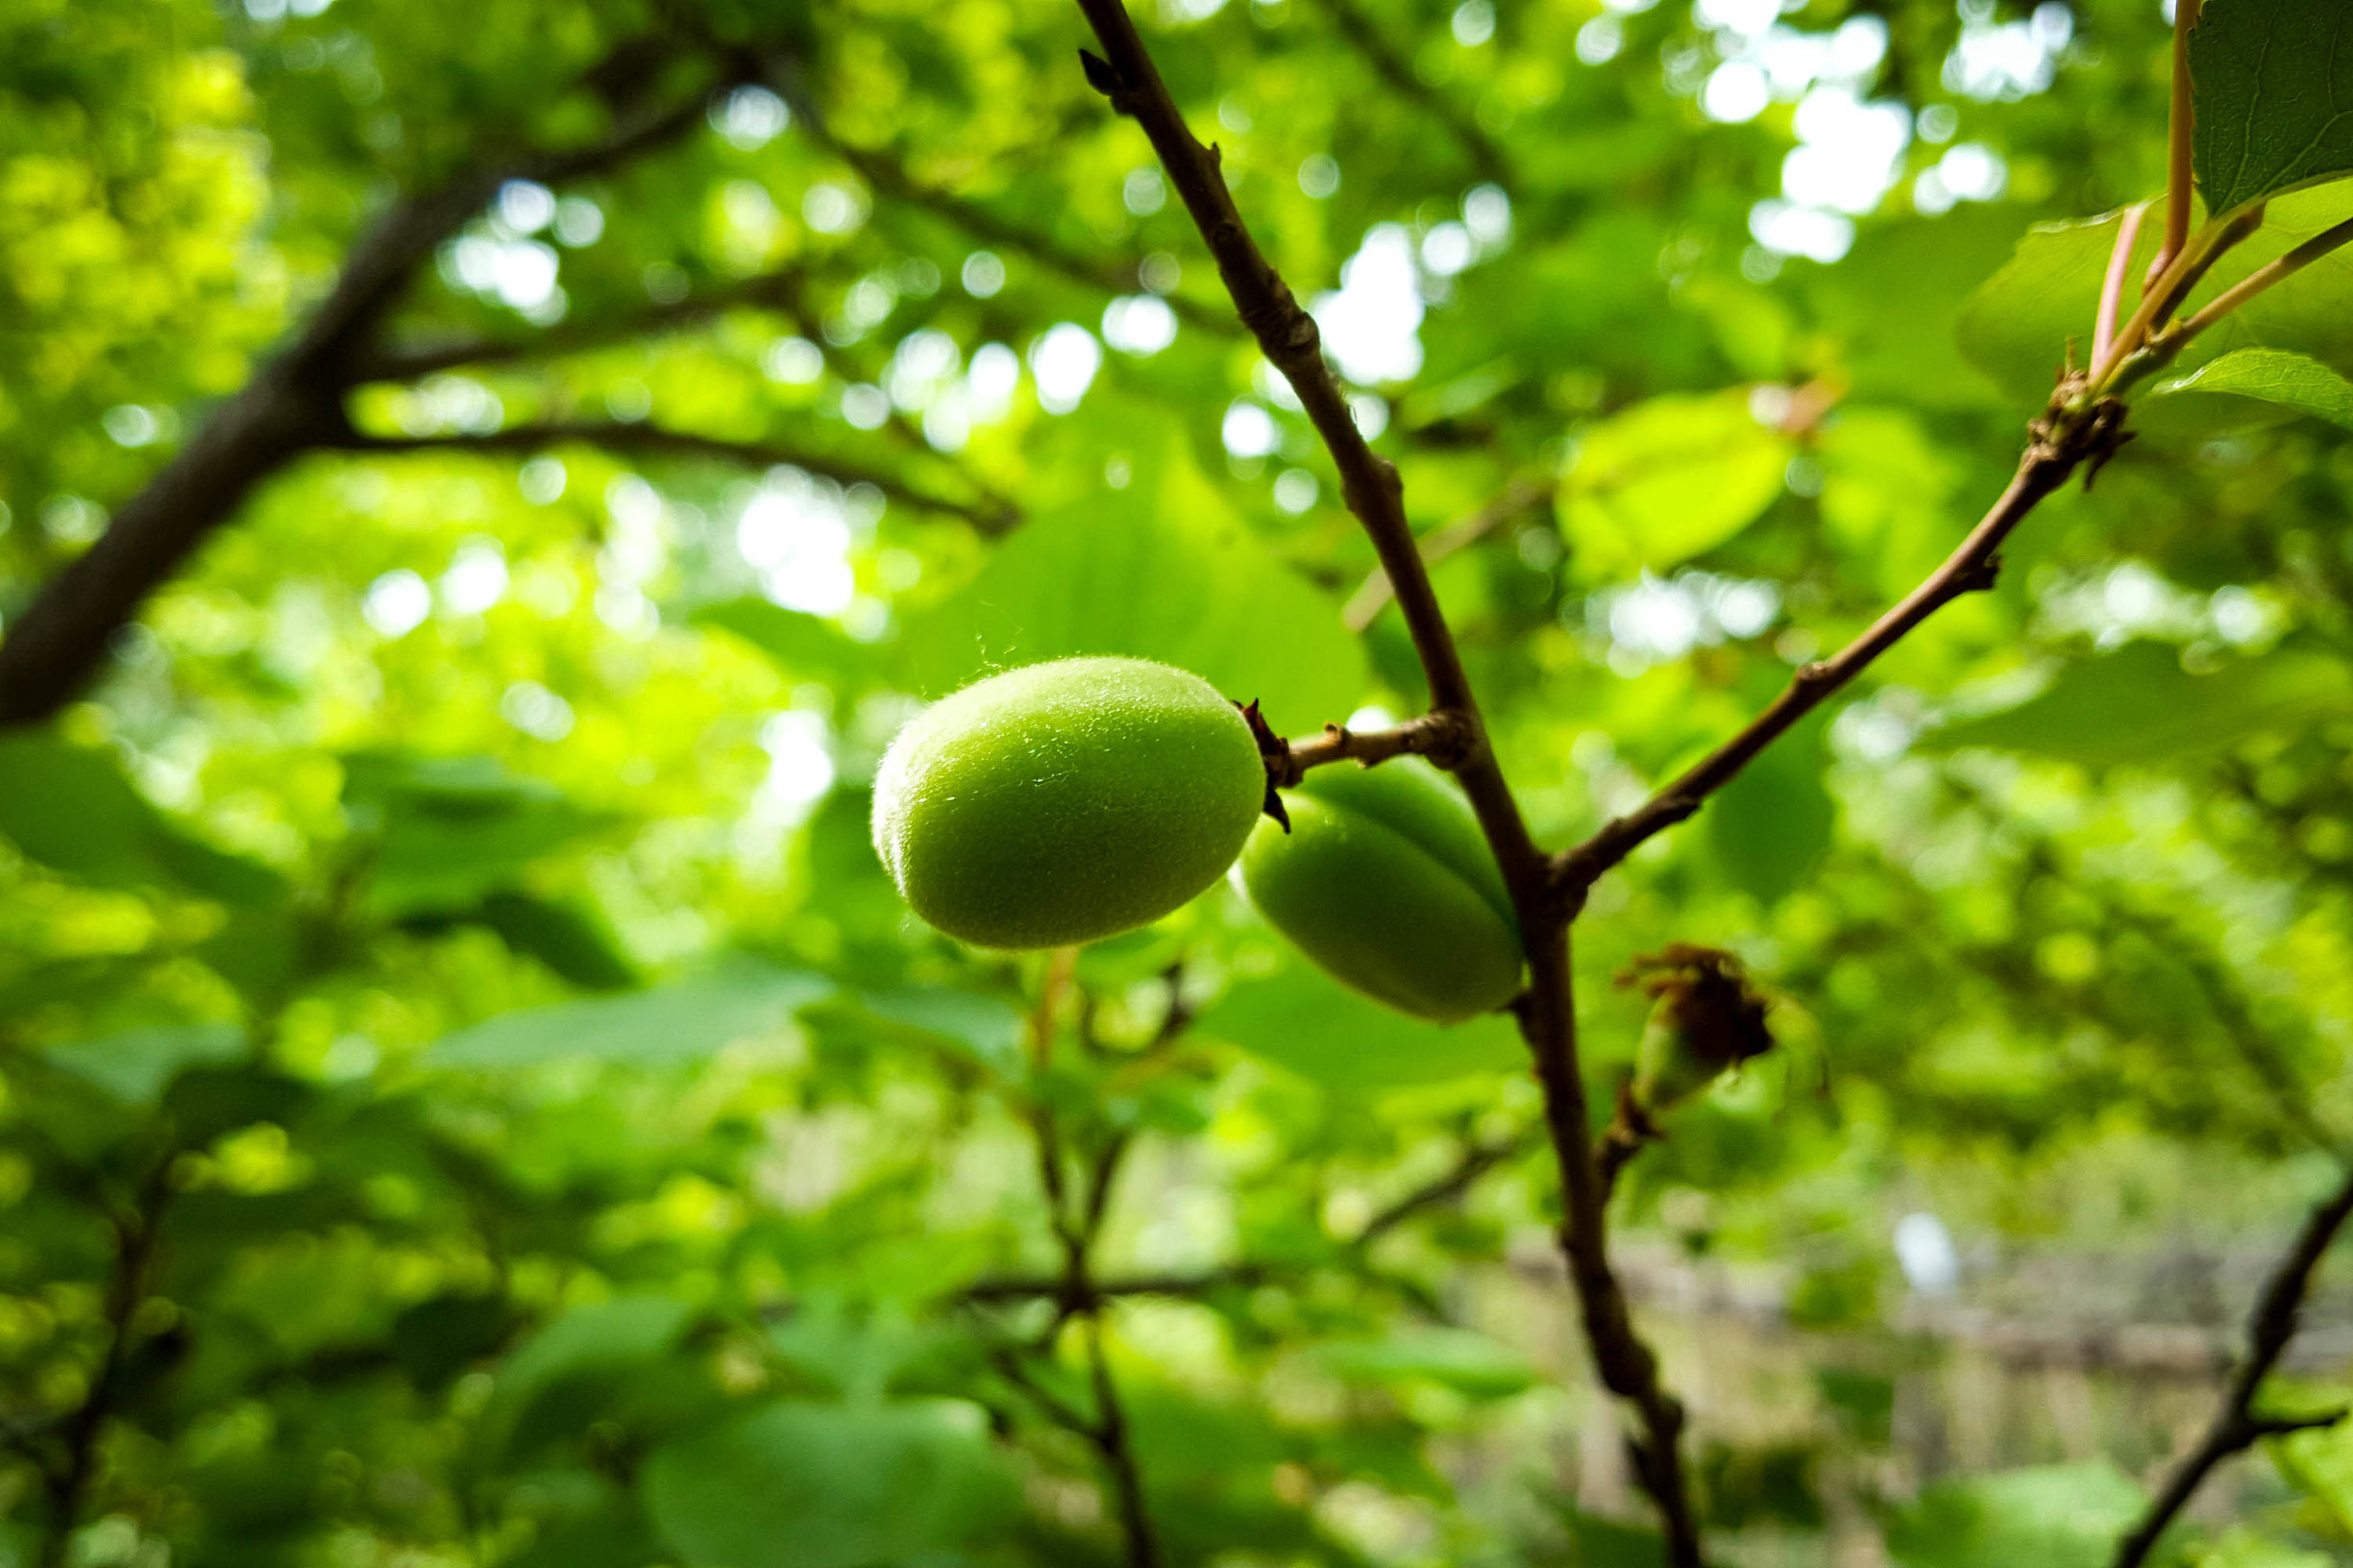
[1235,759,1522,1022]
[871,656,1267,949]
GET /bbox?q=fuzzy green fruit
[871,656,1267,949]
[1235,759,1522,1022]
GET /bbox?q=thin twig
[1352,1127,1533,1249]
[331,422,1014,529]
[1552,395,2129,906]
[962,1264,1269,1303]
[2168,215,2353,350]
[2093,202,2151,371]
[38,1157,174,1568]
[2108,1161,2353,1568]
[356,264,822,382]
[2095,205,2265,389]
[1273,709,1477,786]
[1084,1315,1163,1568]
[1068,5,1703,1556]
[2147,0,2201,285]
[1343,477,1556,631]
[1001,973,1163,1568]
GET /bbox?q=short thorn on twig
[1236,699,1294,830]
[1955,554,2002,595]
[1077,49,1140,115]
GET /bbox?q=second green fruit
[1235,759,1522,1022]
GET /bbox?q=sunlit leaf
[1919,641,2353,767]
[1706,708,1835,904]
[1882,1461,2145,1568]
[46,1022,246,1105]
[344,752,605,918]
[900,440,1368,731]
[1556,390,1792,579]
[0,737,286,905]
[2192,0,2353,217]
[1313,1328,1537,1398]
[429,965,831,1067]
[2147,346,2353,431]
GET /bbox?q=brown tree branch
[0,62,744,727]
[1551,393,2130,908]
[2109,1161,2353,1568]
[1302,0,1515,188]
[1066,5,1703,1557]
[1342,476,1556,631]
[331,421,1014,529]
[1271,709,1477,786]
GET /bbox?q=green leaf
[1962,188,2353,405]
[0,737,286,905]
[2192,0,2353,218]
[1957,210,2148,405]
[853,987,1024,1078]
[341,751,602,917]
[2147,346,2353,430]
[1556,390,1792,580]
[1919,642,2353,767]
[1194,967,1524,1090]
[900,439,1368,733]
[695,598,870,681]
[481,1295,701,1462]
[468,893,639,991]
[428,965,832,1068]
[45,1022,246,1106]
[1706,709,1835,904]
[642,1400,1014,1568]
[1883,1461,2145,1568]
[1313,1329,1537,1398]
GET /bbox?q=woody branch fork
[1069,0,1707,1556]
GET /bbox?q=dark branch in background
[329,422,1014,530]
[2108,1162,2353,1568]
[1343,476,1556,631]
[982,952,1164,1568]
[38,1155,175,1568]
[1551,395,2130,908]
[753,60,1238,337]
[1946,780,2348,1162]
[0,57,743,726]
[1304,0,1515,188]
[1352,1126,1533,1249]
[1065,8,1706,1557]
[965,1123,1532,1305]
[355,263,826,382]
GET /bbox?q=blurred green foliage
[6,0,2353,1564]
